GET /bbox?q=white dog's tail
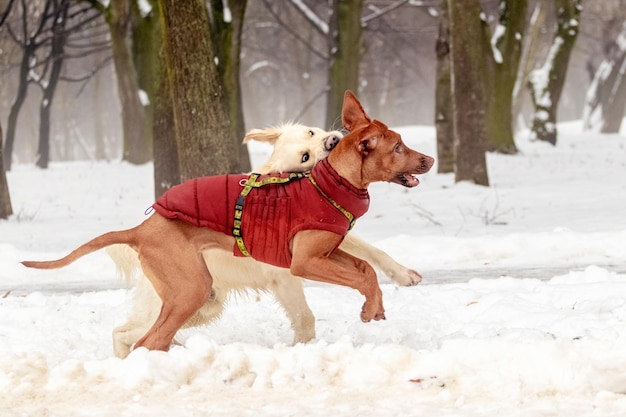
[106,244,143,288]
[22,229,135,270]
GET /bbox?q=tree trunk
[152,49,179,198]
[159,0,238,181]
[130,0,157,161]
[486,0,526,154]
[0,122,13,219]
[601,58,626,133]
[435,0,453,174]
[150,1,178,198]
[93,53,106,160]
[108,0,151,164]
[3,42,33,171]
[527,0,581,145]
[583,22,626,134]
[448,0,489,186]
[325,0,363,129]
[36,0,69,169]
[513,1,547,130]
[208,0,250,172]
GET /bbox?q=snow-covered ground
[1,122,625,416]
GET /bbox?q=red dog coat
[152,158,370,268]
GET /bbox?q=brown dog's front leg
[290,230,385,322]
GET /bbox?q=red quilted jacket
[152,158,369,268]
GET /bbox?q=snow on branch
[289,0,328,35]
[363,0,408,25]
[490,23,505,64]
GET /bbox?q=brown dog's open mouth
[394,173,420,188]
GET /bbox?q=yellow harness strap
[233,171,357,258]
[233,172,306,257]
[307,175,356,230]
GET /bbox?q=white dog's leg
[112,275,161,358]
[270,274,316,344]
[181,286,227,329]
[339,233,422,286]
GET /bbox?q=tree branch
[261,0,328,60]
[0,0,15,27]
[287,0,328,36]
[362,0,408,25]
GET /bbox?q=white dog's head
[243,123,343,174]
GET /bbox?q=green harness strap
[233,171,357,258]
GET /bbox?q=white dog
[109,123,422,358]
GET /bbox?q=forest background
[0,0,624,219]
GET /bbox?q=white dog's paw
[405,269,423,286]
[387,267,422,286]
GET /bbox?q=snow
[244,60,280,77]
[138,89,150,106]
[137,0,152,18]
[222,0,232,24]
[1,122,626,416]
[529,35,566,111]
[490,24,505,64]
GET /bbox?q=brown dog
[22,91,434,353]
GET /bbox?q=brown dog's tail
[22,229,135,270]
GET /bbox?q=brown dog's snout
[419,154,435,173]
[325,135,341,151]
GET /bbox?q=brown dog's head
[328,90,434,189]
[244,123,343,174]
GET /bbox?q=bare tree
[208,0,251,173]
[3,0,106,169]
[583,20,626,133]
[435,0,453,174]
[486,0,527,154]
[0,121,12,219]
[1,0,15,218]
[3,0,41,170]
[151,24,178,198]
[86,0,151,164]
[447,0,489,186]
[124,0,177,197]
[325,0,363,128]
[527,0,581,145]
[158,0,238,181]
[33,0,69,168]
[512,1,547,130]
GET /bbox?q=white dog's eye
[301,153,310,163]
[308,130,315,137]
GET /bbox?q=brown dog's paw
[360,302,386,322]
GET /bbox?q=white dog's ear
[243,127,282,144]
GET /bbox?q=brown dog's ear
[357,136,378,154]
[356,120,387,154]
[243,127,281,144]
[342,90,371,132]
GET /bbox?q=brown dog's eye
[308,130,315,137]
[301,153,310,163]
[394,143,403,153]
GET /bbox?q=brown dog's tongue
[403,173,420,187]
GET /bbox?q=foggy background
[0,0,619,164]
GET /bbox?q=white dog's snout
[324,135,340,151]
